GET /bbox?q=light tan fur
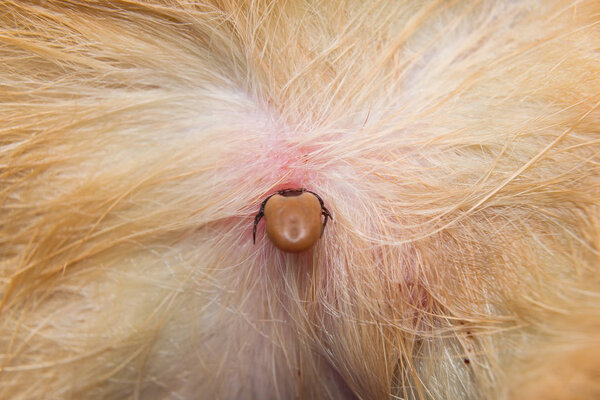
[1,1,599,399]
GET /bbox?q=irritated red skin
[263,192,323,252]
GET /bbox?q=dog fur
[1,1,599,399]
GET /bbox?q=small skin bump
[253,188,332,253]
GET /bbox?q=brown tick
[253,188,332,252]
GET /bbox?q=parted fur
[1,1,599,399]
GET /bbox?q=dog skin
[1,1,599,399]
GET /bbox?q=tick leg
[253,211,263,244]
[321,206,332,236]
[305,190,333,237]
[306,190,325,209]
[253,193,275,244]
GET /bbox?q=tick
[253,188,332,252]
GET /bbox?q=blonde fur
[1,1,599,399]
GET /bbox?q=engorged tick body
[253,188,332,252]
